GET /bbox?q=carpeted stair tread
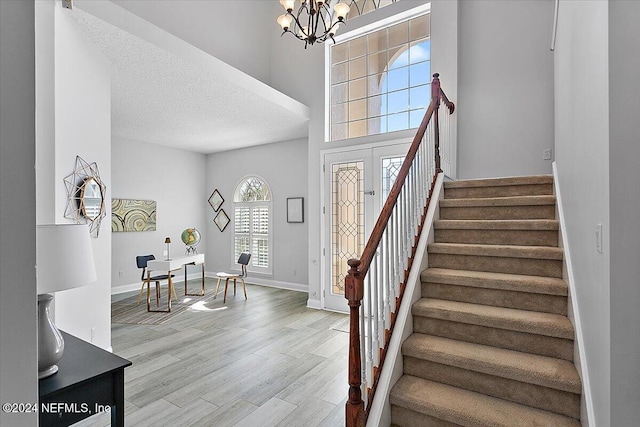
[421,268,567,296]
[440,195,556,207]
[403,334,581,393]
[444,175,553,189]
[390,375,581,427]
[434,219,559,230]
[413,299,574,339]
[428,243,563,260]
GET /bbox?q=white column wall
[608,0,640,424]
[553,1,610,425]
[0,1,38,425]
[35,0,113,350]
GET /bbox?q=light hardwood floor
[76,281,349,426]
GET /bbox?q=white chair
[214,253,251,303]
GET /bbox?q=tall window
[329,12,430,141]
[234,176,272,274]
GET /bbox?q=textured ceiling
[70,7,309,154]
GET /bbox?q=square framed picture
[214,209,230,232]
[208,189,224,212]
[287,197,304,223]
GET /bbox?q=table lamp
[37,224,97,379]
[165,237,171,260]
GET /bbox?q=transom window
[233,176,272,274]
[329,12,430,141]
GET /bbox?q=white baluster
[377,245,385,352]
[359,301,367,407]
[365,271,374,397]
[371,252,380,368]
[384,226,392,330]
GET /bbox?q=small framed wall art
[208,189,224,212]
[287,197,304,223]
[214,209,230,232]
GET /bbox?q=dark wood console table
[39,331,132,426]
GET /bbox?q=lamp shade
[36,224,97,294]
[333,2,350,20]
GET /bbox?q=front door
[323,144,408,312]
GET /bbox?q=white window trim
[324,2,431,143]
[232,175,273,276]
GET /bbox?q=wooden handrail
[356,100,437,278]
[345,73,454,427]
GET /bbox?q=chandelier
[277,0,351,48]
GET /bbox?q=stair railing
[345,73,455,427]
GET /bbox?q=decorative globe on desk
[181,228,201,255]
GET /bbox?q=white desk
[146,253,205,312]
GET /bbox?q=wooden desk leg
[112,369,125,427]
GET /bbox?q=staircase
[389,175,582,427]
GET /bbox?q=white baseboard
[306,298,322,310]
[111,282,143,295]
[113,272,308,296]
[247,277,308,293]
[111,272,207,295]
[553,162,594,427]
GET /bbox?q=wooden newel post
[431,73,442,173]
[345,258,365,427]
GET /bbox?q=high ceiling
[70,3,309,154]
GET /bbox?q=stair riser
[422,282,568,315]
[414,317,574,361]
[428,253,563,278]
[434,229,558,247]
[445,183,553,199]
[403,357,580,419]
[440,205,556,220]
[390,405,458,427]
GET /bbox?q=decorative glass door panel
[323,144,409,312]
[331,161,365,297]
[381,156,405,200]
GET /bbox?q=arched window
[233,176,272,274]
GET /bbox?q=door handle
[364,190,376,196]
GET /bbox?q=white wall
[608,1,640,424]
[111,136,207,292]
[36,0,113,350]
[431,0,458,178]
[205,139,309,291]
[0,1,38,425]
[457,0,555,179]
[110,0,273,84]
[554,1,610,425]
